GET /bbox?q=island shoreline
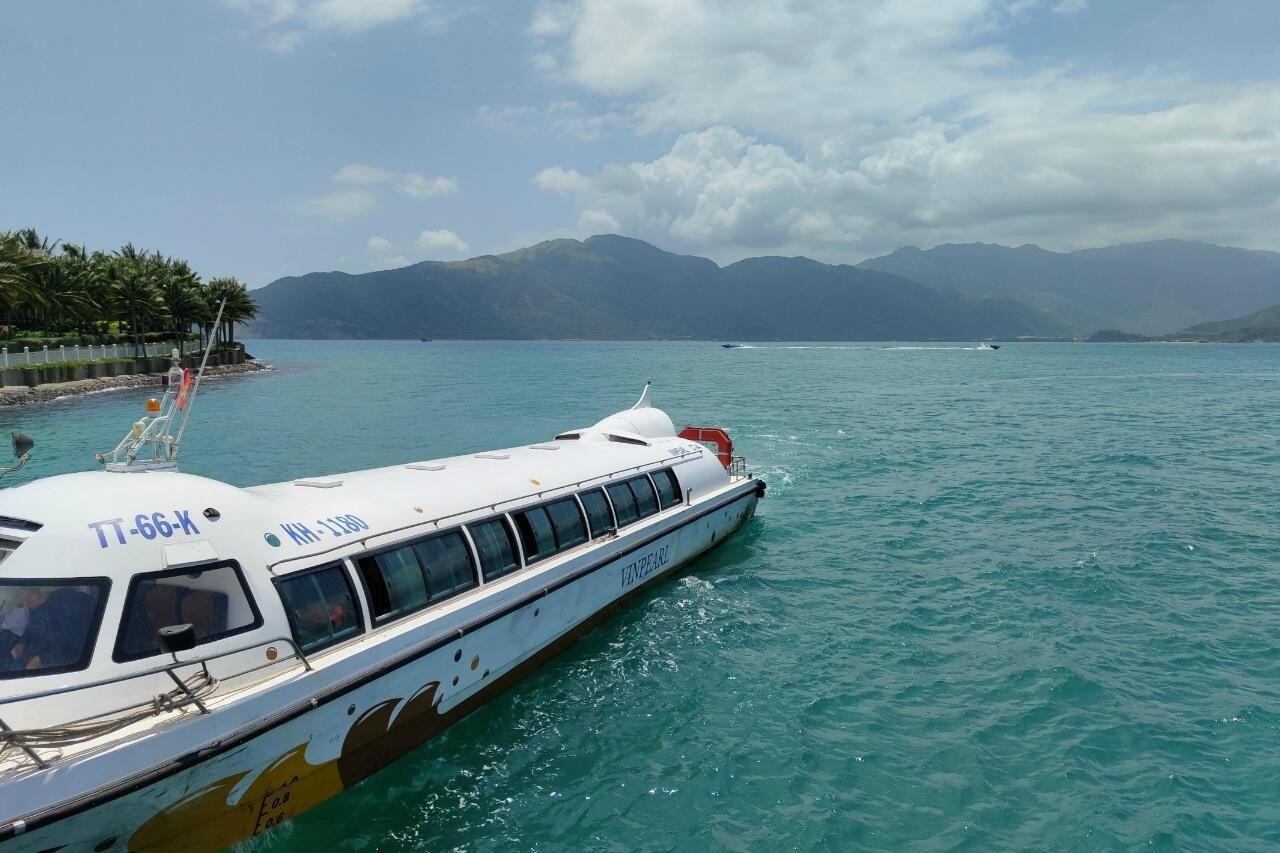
[0,361,271,409]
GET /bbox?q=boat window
[1,578,108,678]
[115,562,261,663]
[468,517,520,580]
[276,564,361,653]
[579,488,616,538]
[513,506,558,564]
[606,482,639,527]
[652,468,683,510]
[412,530,477,603]
[629,476,660,518]
[546,498,587,550]
[356,547,429,623]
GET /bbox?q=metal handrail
[0,635,310,710]
[0,635,312,769]
[266,446,708,574]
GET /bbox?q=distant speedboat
[722,343,744,349]
[977,342,1000,350]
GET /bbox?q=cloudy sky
[2,0,1277,285]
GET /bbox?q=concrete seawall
[0,360,270,408]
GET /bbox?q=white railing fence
[0,339,206,369]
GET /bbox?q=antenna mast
[98,298,227,473]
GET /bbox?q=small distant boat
[721,343,744,349]
[420,338,431,342]
[977,342,1000,350]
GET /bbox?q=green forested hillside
[248,235,1066,340]
[1176,304,1280,342]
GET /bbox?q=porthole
[454,649,462,663]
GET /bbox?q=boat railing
[728,456,748,481]
[0,635,311,771]
[267,446,710,574]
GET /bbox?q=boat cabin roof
[0,406,709,583]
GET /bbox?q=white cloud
[297,165,457,218]
[295,188,378,219]
[528,1,577,37]
[528,0,1280,257]
[308,0,422,32]
[533,166,588,193]
[416,229,471,259]
[396,173,459,199]
[333,164,457,197]
[578,209,619,233]
[360,235,409,270]
[263,29,305,52]
[225,0,446,48]
[477,100,627,140]
[334,164,395,184]
[1053,0,1087,13]
[537,108,1280,260]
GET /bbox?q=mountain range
[858,240,1280,335]
[246,235,1280,341]
[247,235,1062,340]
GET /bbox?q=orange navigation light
[145,398,161,414]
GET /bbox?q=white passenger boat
[0,357,763,853]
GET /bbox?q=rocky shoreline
[0,361,271,408]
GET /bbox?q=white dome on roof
[590,382,675,441]
[590,408,676,440]
[553,382,676,444]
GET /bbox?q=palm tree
[113,260,163,356]
[206,277,256,350]
[12,227,58,259]
[39,251,97,334]
[1,233,254,358]
[0,232,47,332]
[88,251,121,337]
[157,257,202,352]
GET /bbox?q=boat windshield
[0,579,108,679]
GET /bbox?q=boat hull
[2,483,760,853]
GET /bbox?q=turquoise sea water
[4,340,1279,851]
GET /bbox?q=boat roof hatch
[163,539,219,569]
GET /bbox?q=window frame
[512,504,558,565]
[466,514,523,582]
[627,475,660,520]
[606,480,641,527]
[651,467,683,510]
[577,488,617,539]
[544,496,588,552]
[112,560,263,664]
[0,576,111,680]
[355,545,432,625]
[272,562,365,655]
[411,528,480,604]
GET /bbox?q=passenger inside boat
[0,582,101,675]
